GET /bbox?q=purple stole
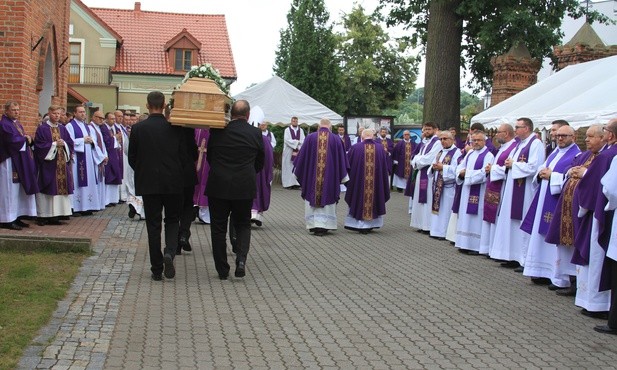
[415,136,439,203]
[510,136,537,220]
[465,147,490,215]
[520,145,580,235]
[483,141,518,223]
[450,153,465,213]
[289,126,301,161]
[69,120,88,187]
[0,115,39,194]
[431,147,459,213]
[89,123,104,183]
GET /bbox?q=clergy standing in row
[0,101,38,230]
[66,105,104,214]
[571,119,617,318]
[293,118,349,236]
[376,127,394,175]
[490,117,545,268]
[392,130,414,192]
[545,125,605,296]
[282,116,305,189]
[408,122,442,232]
[344,128,390,234]
[521,124,580,285]
[89,112,109,212]
[480,124,517,255]
[34,105,74,225]
[428,131,461,240]
[103,112,123,206]
[454,132,494,254]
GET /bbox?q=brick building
[0,0,70,133]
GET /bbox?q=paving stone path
[17,185,617,369]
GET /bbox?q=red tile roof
[91,6,236,79]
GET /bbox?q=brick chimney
[553,22,617,71]
[490,43,541,106]
[134,2,141,12]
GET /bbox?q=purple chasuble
[520,144,580,235]
[465,147,490,215]
[510,136,537,220]
[483,141,517,223]
[0,114,39,194]
[345,139,390,220]
[393,140,414,179]
[33,122,74,195]
[252,134,274,212]
[193,128,210,207]
[69,119,88,187]
[293,127,349,208]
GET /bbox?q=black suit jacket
[180,127,198,187]
[205,119,265,200]
[128,113,185,195]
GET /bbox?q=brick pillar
[553,23,617,71]
[0,0,70,134]
[490,43,541,107]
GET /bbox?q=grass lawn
[0,250,88,370]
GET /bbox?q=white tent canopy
[472,55,617,130]
[233,76,343,125]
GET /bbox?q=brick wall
[0,0,70,134]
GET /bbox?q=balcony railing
[69,64,112,85]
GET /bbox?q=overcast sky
[80,0,418,96]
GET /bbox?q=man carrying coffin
[570,119,617,319]
[428,131,461,240]
[294,118,349,236]
[595,154,617,334]
[490,118,545,269]
[344,128,390,234]
[392,130,414,192]
[480,124,517,255]
[454,132,494,254]
[408,122,442,232]
[521,124,580,285]
[545,125,605,296]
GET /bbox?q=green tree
[381,0,608,127]
[274,0,344,112]
[337,5,417,115]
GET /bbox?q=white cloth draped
[409,135,442,231]
[66,120,103,212]
[0,157,36,222]
[429,146,461,238]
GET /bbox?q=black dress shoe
[429,235,446,240]
[513,266,524,273]
[1,222,22,231]
[235,261,246,278]
[555,286,576,296]
[128,204,136,219]
[594,325,617,335]
[151,273,163,281]
[219,274,228,280]
[581,309,609,320]
[466,250,480,255]
[15,219,30,228]
[531,277,551,285]
[548,283,561,291]
[179,236,192,252]
[253,219,262,227]
[46,218,65,226]
[500,261,520,268]
[163,253,175,279]
[36,218,47,226]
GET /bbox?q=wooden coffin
[169,77,231,129]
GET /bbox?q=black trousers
[179,186,195,241]
[208,197,252,276]
[609,259,617,329]
[142,193,182,274]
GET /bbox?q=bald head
[556,125,575,148]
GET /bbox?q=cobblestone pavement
[18,185,617,369]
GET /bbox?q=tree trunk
[423,0,462,129]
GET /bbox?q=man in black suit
[206,100,265,279]
[128,91,184,281]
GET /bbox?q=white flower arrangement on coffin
[168,63,230,110]
[183,63,230,95]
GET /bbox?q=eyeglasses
[439,138,452,141]
[603,127,615,134]
[555,134,572,138]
